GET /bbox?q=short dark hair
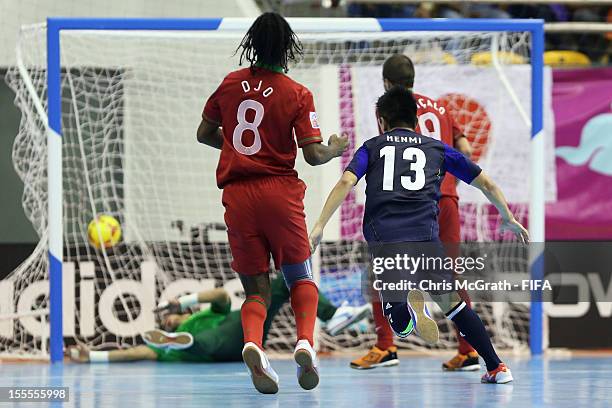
[236,12,303,73]
[376,86,417,129]
[382,54,415,88]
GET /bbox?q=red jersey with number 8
[203,67,323,189]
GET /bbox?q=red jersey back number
[415,97,447,141]
[232,80,274,155]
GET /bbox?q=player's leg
[438,196,479,371]
[350,284,399,370]
[262,177,319,390]
[239,273,272,348]
[268,273,370,337]
[239,273,280,394]
[317,291,340,322]
[224,182,272,348]
[369,243,416,341]
[324,300,371,336]
[223,183,279,394]
[282,259,320,390]
[372,296,397,349]
[430,291,513,384]
[399,242,439,345]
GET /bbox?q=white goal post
[8,17,546,363]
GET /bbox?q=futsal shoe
[407,290,439,345]
[443,351,481,371]
[350,346,399,370]
[481,363,514,384]
[294,339,320,390]
[143,329,193,350]
[242,342,280,394]
[325,301,372,336]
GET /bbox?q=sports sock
[290,280,318,346]
[372,299,395,350]
[241,295,267,349]
[455,288,476,355]
[446,301,502,371]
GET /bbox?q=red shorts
[438,196,460,243]
[222,176,311,276]
[439,196,460,259]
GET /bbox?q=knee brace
[281,258,315,289]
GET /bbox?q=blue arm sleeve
[443,144,482,184]
[345,144,369,180]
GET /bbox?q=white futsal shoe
[325,301,372,336]
[481,363,514,384]
[242,342,279,394]
[143,329,193,350]
[407,290,440,345]
[294,339,320,390]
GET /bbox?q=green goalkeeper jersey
[148,275,338,362]
[149,300,244,363]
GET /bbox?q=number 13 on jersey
[380,146,426,191]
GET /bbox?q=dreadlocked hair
[236,12,303,73]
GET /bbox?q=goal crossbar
[45,17,545,363]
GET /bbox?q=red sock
[456,288,476,355]
[290,280,318,346]
[372,299,395,350]
[241,295,267,349]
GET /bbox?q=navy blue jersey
[346,129,481,242]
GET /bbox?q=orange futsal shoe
[442,351,480,371]
[350,346,399,370]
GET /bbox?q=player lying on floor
[309,86,529,384]
[67,275,370,363]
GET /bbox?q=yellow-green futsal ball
[87,215,122,249]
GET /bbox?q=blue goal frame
[46,17,545,363]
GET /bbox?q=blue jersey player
[309,86,528,384]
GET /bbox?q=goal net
[3,20,554,359]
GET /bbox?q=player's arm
[310,171,358,251]
[470,172,529,243]
[453,136,472,186]
[155,288,230,314]
[449,112,472,169]
[310,144,368,250]
[294,88,349,165]
[443,144,529,243]
[67,344,157,363]
[454,136,472,158]
[302,134,349,166]
[196,118,224,149]
[198,80,225,149]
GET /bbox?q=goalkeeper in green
[67,275,369,363]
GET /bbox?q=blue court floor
[1,355,611,407]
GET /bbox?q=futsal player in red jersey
[196,13,348,394]
[350,54,480,372]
